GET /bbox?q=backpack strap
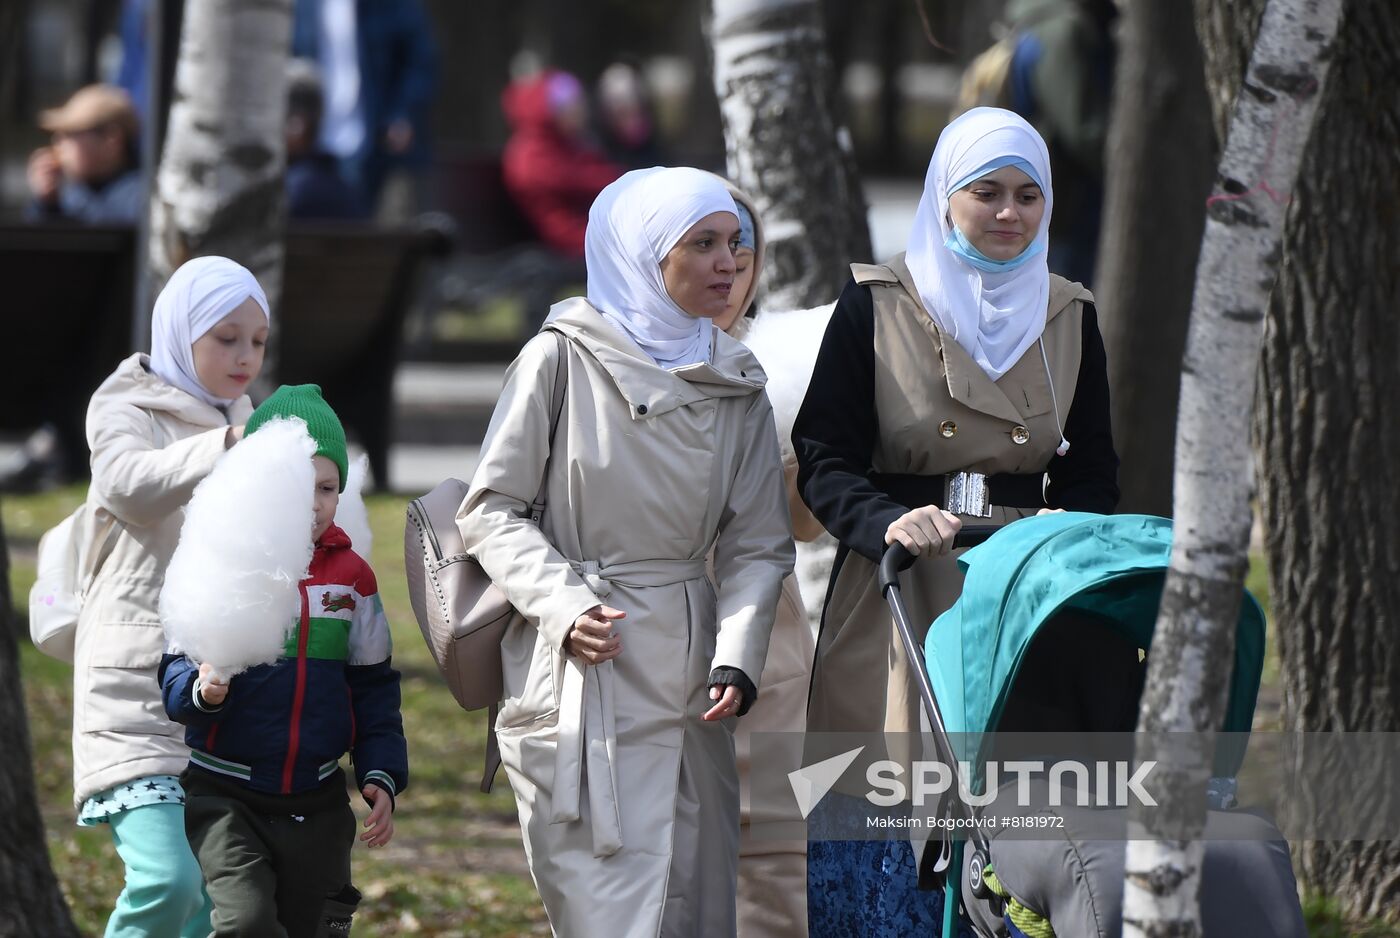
[481,329,568,794]
[525,330,569,524]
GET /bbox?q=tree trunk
[1123,0,1343,934]
[1094,0,1215,517]
[1246,0,1397,919]
[147,0,293,387]
[709,0,872,310]
[1201,0,1400,919]
[1195,0,1267,139]
[0,506,80,938]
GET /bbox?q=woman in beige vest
[792,107,1119,933]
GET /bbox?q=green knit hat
[245,384,348,491]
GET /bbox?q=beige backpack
[28,501,118,662]
[403,331,567,715]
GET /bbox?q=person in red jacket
[502,69,623,256]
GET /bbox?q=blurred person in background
[292,0,438,218]
[596,61,665,170]
[285,59,364,220]
[7,84,143,492]
[502,69,623,257]
[1004,0,1116,286]
[25,84,142,225]
[114,0,184,131]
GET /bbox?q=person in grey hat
[25,84,143,224]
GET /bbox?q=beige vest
[806,258,1093,778]
[859,253,1087,478]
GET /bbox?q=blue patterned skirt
[807,794,974,937]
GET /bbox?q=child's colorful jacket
[160,524,408,801]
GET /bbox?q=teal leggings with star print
[106,802,212,938]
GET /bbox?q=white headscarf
[586,166,739,369]
[906,107,1054,381]
[150,256,271,408]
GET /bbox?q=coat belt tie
[550,557,709,858]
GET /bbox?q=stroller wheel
[968,848,992,900]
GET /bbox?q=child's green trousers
[182,766,356,938]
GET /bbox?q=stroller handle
[878,525,999,593]
[879,526,1002,862]
[878,525,1001,860]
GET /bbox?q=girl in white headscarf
[460,167,795,937]
[792,108,1119,934]
[72,256,269,937]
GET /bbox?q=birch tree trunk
[147,0,293,383]
[1200,0,1400,919]
[1094,0,1215,517]
[709,0,872,310]
[0,508,80,938]
[1123,0,1343,933]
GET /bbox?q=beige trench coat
[806,257,1090,794]
[74,353,250,807]
[458,299,795,938]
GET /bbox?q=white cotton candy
[739,303,836,461]
[336,454,373,559]
[160,418,317,680]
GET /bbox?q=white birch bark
[709,0,872,310]
[148,0,293,343]
[1123,0,1344,934]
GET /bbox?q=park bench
[0,224,136,473]
[279,220,451,488]
[0,220,450,491]
[409,153,587,362]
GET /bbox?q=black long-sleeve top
[793,279,1119,564]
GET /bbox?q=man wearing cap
[26,84,143,224]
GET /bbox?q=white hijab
[906,107,1054,381]
[150,256,271,408]
[586,166,739,369]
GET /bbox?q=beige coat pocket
[77,594,168,735]
[82,662,169,733]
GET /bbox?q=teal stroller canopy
[910,513,1270,938]
[924,512,1266,767]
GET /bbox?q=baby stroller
[881,512,1306,938]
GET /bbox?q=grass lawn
[7,487,547,937]
[6,489,1395,936]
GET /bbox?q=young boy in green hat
[160,384,407,936]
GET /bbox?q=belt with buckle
[869,471,1046,519]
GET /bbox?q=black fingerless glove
[707,666,758,717]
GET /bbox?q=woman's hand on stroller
[885,506,962,557]
[565,605,627,665]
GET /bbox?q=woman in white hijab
[792,108,1119,934]
[460,167,795,937]
[73,256,269,937]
